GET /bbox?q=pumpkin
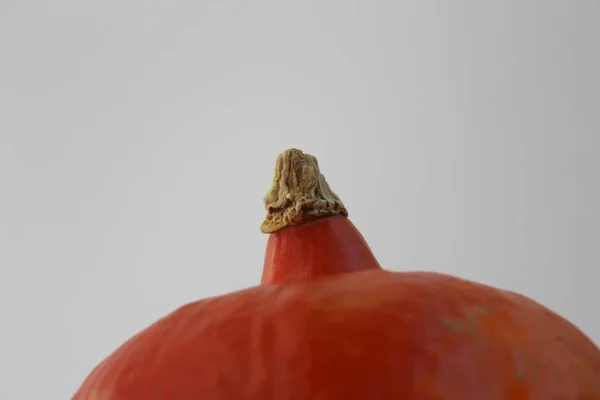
[73,148,600,399]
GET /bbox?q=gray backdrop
[1,1,599,398]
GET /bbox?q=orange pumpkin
[73,149,600,399]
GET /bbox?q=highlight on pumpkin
[260,148,348,234]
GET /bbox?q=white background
[1,1,599,398]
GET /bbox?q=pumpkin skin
[73,149,600,399]
[73,217,600,399]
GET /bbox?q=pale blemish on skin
[463,305,489,321]
[440,305,532,381]
[513,349,535,381]
[439,317,472,334]
[439,305,490,334]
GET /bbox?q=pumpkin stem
[260,148,348,234]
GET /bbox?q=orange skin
[73,217,600,399]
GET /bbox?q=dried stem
[260,149,348,233]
